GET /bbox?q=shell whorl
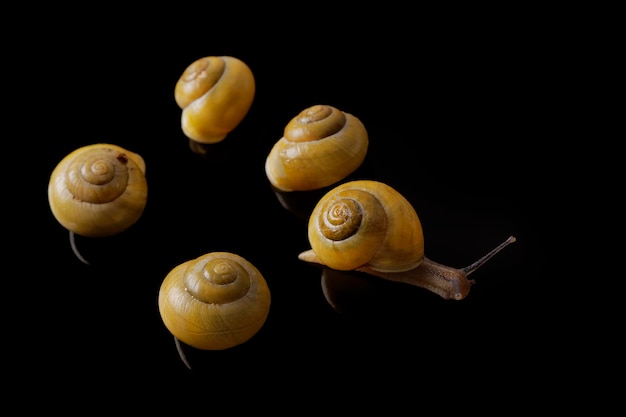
[283,104,346,142]
[47,143,147,238]
[158,252,271,351]
[265,104,368,192]
[307,180,424,273]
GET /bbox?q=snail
[174,55,255,144]
[298,180,516,300]
[265,104,369,192]
[158,252,271,352]
[48,143,148,264]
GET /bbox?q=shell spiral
[47,143,148,238]
[175,55,255,144]
[307,180,424,272]
[158,252,271,350]
[265,104,369,192]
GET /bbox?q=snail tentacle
[462,236,517,275]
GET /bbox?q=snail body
[265,104,369,192]
[175,55,255,144]
[298,180,516,300]
[48,143,148,238]
[158,252,271,350]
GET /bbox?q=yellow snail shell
[47,143,148,238]
[174,55,255,144]
[300,180,424,272]
[265,104,369,192]
[158,252,271,350]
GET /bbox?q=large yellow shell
[158,252,271,350]
[47,143,148,238]
[301,180,424,273]
[175,55,255,144]
[265,104,369,192]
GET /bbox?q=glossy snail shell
[301,180,424,273]
[175,55,255,144]
[158,252,271,350]
[47,143,148,238]
[265,104,369,192]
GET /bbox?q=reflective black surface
[16,9,565,407]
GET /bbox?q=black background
[10,4,579,410]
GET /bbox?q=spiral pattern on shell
[175,55,255,144]
[47,143,148,238]
[307,180,424,273]
[158,252,271,350]
[265,104,369,191]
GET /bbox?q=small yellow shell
[175,55,255,144]
[265,104,369,192]
[158,252,271,350]
[301,180,424,273]
[47,143,148,238]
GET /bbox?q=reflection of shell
[175,56,255,144]
[303,180,424,273]
[265,104,368,191]
[321,268,377,316]
[158,252,271,350]
[47,143,148,238]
